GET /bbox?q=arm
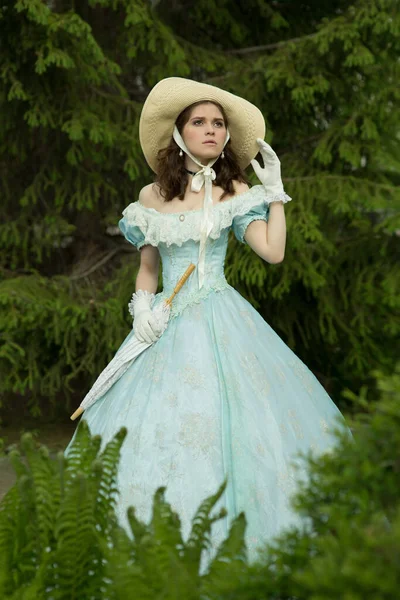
[135,184,161,293]
[120,184,162,343]
[233,180,286,264]
[131,246,161,343]
[244,201,286,264]
[136,244,160,293]
[246,138,291,263]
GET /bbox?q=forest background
[0,0,399,444]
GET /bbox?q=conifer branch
[283,175,398,192]
[225,32,317,54]
[69,247,132,280]
[89,86,134,106]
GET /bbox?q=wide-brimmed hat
[139,77,266,173]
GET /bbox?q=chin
[197,148,220,161]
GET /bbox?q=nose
[205,123,215,135]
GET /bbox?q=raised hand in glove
[128,289,162,344]
[250,138,292,204]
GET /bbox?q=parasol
[70,263,196,421]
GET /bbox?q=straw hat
[139,77,266,173]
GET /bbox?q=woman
[65,77,350,570]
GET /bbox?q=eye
[193,119,203,125]
[214,121,224,127]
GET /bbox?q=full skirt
[64,286,350,571]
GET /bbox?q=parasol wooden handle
[71,406,84,420]
[70,263,196,421]
[165,263,196,305]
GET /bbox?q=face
[181,103,227,161]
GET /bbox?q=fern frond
[184,478,228,567]
[202,512,248,592]
[96,426,128,535]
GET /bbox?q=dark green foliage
[244,363,400,600]
[0,267,136,409]
[104,483,240,599]
[1,0,399,417]
[0,419,126,598]
[1,366,400,598]
[0,417,249,598]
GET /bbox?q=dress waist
[154,273,231,319]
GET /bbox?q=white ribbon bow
[191,164,216,193]
[173,126,230,289]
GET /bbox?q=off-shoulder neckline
[135,185,262,216]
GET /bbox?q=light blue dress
[64,185,350,570]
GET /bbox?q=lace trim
[264,191,292,205]
[121,185,272,248]
[128,289,155,318]
[153,279,232,320]
[235,214,270,244]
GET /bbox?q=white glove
[250,138,292,204]
[128,289,161,344]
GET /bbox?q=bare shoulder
[138,183,163,208]
[232,180,250,196]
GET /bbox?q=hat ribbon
[172,126,230,289]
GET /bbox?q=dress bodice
[156,233,232,317]
[119,185,271,316]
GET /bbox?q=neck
[184,156,205,172]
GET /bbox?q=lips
[203,141,217,145]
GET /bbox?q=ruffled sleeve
[232,202,270,244]
[118,204,146,250]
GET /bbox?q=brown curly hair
[154,101,250,202]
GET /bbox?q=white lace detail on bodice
[154,278,232,320]
[121,185,269,248]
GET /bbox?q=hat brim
[139,77,266,173]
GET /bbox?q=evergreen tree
[0,0,398,419]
